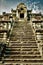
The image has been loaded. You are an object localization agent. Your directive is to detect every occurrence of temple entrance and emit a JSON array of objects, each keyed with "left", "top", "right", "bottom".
[
  {"left": 20, "top": 13, "right": 24, "bottom": 18},
  {"left": 16, "top": 3, "right": 27, "bottom": 21}
]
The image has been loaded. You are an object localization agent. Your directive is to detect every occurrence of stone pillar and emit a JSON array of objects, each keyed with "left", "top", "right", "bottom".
[
  {"left": 16, "top": 10, "right": 18, "bottom": 18},
  {"left": 8, "top": 23, "right": 11, "bottom": 30},
  {"left": 3, "top": 33, "right": 7, "bottom": 43},
  {"left": 4, "top": 23, "right": 7, "bottom": 30},
  {"left": 24, "top": 11, "right": 27, "bottom": 18}
]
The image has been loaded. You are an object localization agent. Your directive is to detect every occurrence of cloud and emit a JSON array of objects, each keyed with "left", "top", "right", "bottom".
[
  {"left": 0, "top": 0, "right": 43, "bottom": 14},
  {"left": 26, "top": 1, "right": 43, "bottom": 14}
]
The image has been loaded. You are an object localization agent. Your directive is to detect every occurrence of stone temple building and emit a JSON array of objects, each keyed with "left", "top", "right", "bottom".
[{"left": 0, "top": 3, "right": 43, "bottom": 65}]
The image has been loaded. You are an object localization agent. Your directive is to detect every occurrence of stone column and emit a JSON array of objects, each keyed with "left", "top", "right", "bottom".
[
  {"left": 16, "top": 10, "right": 18, "bottom": 18},
  {"left": 8, "top": 23, "right": 11, "bottom": 30},
  {"left": 24, "top": 11, "right": 27, "bottom": 18},
  {"left": 3, "top": 33, "right": 7, "bottom": 44}
]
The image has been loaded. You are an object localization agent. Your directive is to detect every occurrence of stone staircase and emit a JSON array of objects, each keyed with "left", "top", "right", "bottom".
[{"left": 1, "top": 21, "right": 43, "bottom": 65}]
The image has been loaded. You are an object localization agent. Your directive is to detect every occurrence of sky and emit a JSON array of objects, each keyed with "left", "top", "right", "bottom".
[{"left": 0, "top": 0, "right": 43, "bottom": 14}]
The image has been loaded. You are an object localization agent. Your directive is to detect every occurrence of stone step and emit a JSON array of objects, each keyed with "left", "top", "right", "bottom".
[
  {"left": 10, "top": 37, "right": 35, "bottom": 40},
  {"left": 6, "top": 48, "right": 39, "bottom": 51},
  {"left": 10, "top": 43, "right": 37, "bottom": 46},
  {"left": 12, "top": 30, "right": 33, "bottom": 32},
  {"left": 11, "top": 31, "right": 35, "bottom": 37},
  {"left": 13, "top": 29, "right": 33, "bottom": 31},
  {"left": 13, "top": 25, "right": 32, "bottom": 28},
  {"left": 10, "top": 40, "right": 37, "bottom": 46},
  {"left": 3, "top": 63, "right": 43, "bottom": 65},
  {"left": 7, "top": 46, "right": 38, "bottom": 48},
  {"left": 13, "top": 24, "right": 32, "bottom": 27},
  {"left": 10, "top": 35, "right": 35, "bottom": 38},
  {"left": 9, "top": 41, "right": 37, "bottom": 43},
  {"left": 3, "top": 58, "right": 43, "bottom": 61},
  {"left": 5, "top": 51, "right": 40, "bottom": 56},
  {"left": 6, "top": 47, "right": 38, "bottom": 51},
  {"left": 12, "top": 31, "right": 34, "bottom": 35},
  {"left": 6, "top": 46, "right": 38, "bottom": 49},
  {"left": 5, "top": 48, "right": 32, "bottom": 51},
  {"left": 10, "top": 42, "right": 37, "bottom": 44},
  {"left": 10, "top": 44, "right": 37, "bottom": 47},
  {"left": 9, "top": 38, "right": 36, "bottom": 41},
  {"left": 5, "top": 50, "right": 40, "bottom": 53},
  {"left": 3, "top": 60, "right": 42, "bottom": 65},
  {"left": 3, "top": 58, "right": 42, "bottom": 60},
  {"left": 5, "top": 51, "right": 39, "bottom": 55},
  {"left": 4, "top": 55, "right": 41, "bottom": 59},
  {"left": 3, "top": 59, "right": 43, "bottom": 64},
  {"left": 5, "top": 51, "right": 40, "bottom": 55}
]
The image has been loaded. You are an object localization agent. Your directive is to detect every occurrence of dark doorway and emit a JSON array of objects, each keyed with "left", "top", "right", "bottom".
[{"left": 20, "top": 13, "right": 24, "bottom": 18}]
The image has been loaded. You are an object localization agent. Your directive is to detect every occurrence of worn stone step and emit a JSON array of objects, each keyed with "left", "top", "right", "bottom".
[
  {"left": 6, "top": 46, "right": 38, "bottom": 49},
  {"left": 8, "top": 46, "right": 38, "bottom": 48},
  {"left": 3, "top": 58, "right": 42, "bottom": 61},
  {"left": 10, "top": 44, "right": 37, "bottom": 47},
  {"left": 3, "top": 59, "right": 43, "bottom": 64},
  {"left": 4, "top": 55, "right": 41, "bottom": 59},
  {"left": 5, "top": 49, "right": 40, "bottom": 53},
  {"left": 4, "top": 51, "right": 40, "bottom": 56},
  {"left": 11, "top": 36, "right": 35, "bottom": 41},
  {"left": 4, "top": 52, "right": 40, "bottom": 56},
  {"left": 3, "top": 63, "right": 43, "bottom": 65},
  {"left": 10, "top": 42, "right": 37, "bottom": 44},
  {"left": 6, "top": 48, "right": 32, "bottom": 51},
  {"left": 10, "top": 36, "right": 35, "bottom": 41},
  {"left": 6, "top": 48, "right": 39, "bottom": 52},
  {"left": 10, "top": 39, "right": 36, "bottom": 41},
  {"left": 9, "top": 40, "right": 37, "bottom": 43},
  {"left": 11, "top": 36, "right": 35, "bottom": 39}
]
